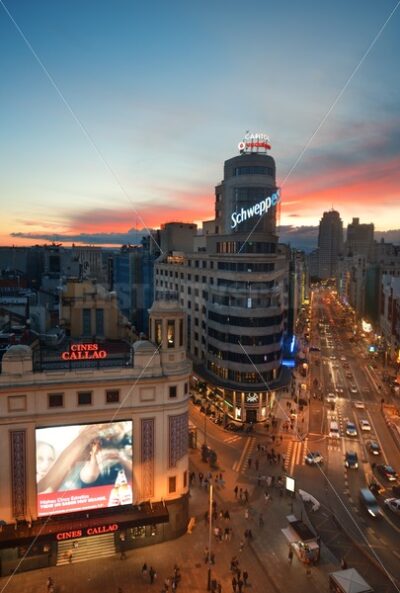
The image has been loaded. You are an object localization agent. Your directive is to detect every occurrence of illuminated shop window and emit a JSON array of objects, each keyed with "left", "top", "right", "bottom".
[
  {"left": 131, "top": 526, "right": 146, "bottom": 539},
  {"left": 155, "top": 320, "right": 162, "bottom": 346},
  {"left": 167, "top": 320, "right": 175, "bottom": 348}
]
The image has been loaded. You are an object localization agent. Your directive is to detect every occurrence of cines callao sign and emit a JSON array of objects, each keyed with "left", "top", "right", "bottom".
[{"left": 231, "top": 189, "right": 280, "bottom": 229}]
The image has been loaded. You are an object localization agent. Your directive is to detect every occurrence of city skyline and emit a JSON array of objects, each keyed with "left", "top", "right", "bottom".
[{"left": 1, "top": 1, "right": 400, "bottom": 246}]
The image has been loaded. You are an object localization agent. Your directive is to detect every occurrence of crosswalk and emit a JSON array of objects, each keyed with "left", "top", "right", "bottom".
[
  {"left": 285, "top": 439, "right": 308, "bottom": 475},
  {"left": 232, "top": 436, "right": 256, "bottom": 473}
]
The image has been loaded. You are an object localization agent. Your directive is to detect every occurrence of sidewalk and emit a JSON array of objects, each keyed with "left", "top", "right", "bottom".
[{"left": 0, "top": 440, "right": 338, "bottom": 593}]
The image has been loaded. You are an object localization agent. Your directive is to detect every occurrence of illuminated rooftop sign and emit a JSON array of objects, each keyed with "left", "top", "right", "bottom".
[
  {"left": 238, "top": 132, "right": 271, "bottom": 154},
  {"left": 61, "top": 343, "right": 107, "bottom": 361},
  {"left": 231, "top": 189, "right": 280, "bottom": 229}
]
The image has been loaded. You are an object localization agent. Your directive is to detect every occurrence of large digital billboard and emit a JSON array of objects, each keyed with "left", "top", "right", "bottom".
[{"left": 36, "top": 421, "right": 133, "bottom": 517}]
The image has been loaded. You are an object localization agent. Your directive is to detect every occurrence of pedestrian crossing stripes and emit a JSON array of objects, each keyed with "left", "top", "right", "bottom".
[
  {"left": 232, "top": 436, "right": 256, "bottom": 473},
  {"left": 223, "top": 435, "right": 242, "bottom": 444}
]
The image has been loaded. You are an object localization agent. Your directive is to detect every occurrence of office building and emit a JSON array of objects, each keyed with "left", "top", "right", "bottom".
[
  {"left": 317, "top": 210, "right": 343, "bottom": 280},
  {"left": 155, "top": 135, "right": 290, "bottom": 424}
]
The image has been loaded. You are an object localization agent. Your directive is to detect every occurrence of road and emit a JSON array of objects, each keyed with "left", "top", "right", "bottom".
[{"left": 297, "top": 288, "right": 400, "bottom": 588}]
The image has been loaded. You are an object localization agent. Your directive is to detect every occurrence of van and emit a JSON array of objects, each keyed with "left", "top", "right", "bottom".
[
  {"left": 329, "top": 421, "right": 340, "bottom": 439},
  {"left": 359, "top": 488, "right": 381, "bottom": 518}
]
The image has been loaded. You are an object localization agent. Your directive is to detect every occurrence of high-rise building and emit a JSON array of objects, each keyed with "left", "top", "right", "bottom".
[
  {"left": 317, "top": 210, "right": 343, "bottom": 280},
  {"left": 155, "top": 134, "right": 290, "bottom": 424},
  {"left": 346, "top": 217, "right": 374, "bottom": 260}
]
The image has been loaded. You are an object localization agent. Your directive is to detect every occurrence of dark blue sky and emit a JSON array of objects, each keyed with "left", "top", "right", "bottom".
[{"left": 1, "top": 0, "right": 399, "bottom": 244}]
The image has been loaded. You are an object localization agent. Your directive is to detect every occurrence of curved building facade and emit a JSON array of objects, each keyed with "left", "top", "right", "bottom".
[{"left": 155, "top": 139, "right": 289, "bottom": 423}]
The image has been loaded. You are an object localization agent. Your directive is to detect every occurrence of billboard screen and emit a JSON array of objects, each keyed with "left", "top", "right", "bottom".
[{"left": 36, "top": 421, "right": 133, "bottom": 517}]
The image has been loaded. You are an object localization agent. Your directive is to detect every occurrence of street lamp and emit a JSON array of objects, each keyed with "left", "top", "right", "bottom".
[{"left": 207, "top": 484, "right": 213, "bottom": 591}]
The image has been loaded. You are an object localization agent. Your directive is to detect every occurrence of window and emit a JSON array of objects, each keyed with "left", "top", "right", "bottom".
[
  {"left": 78, "top": 391, "right": 92, "bottom": 405},
  {"left": 82, "top": 309, "right": 91, "bottom": 336},
  {"left": 169, "top": 385, "right": 177, "bottom": 398},
  {"left": 106, "top": 390, "right": 120, "bottom": 404},
  {"left": 167, "top": 320, "right": 175, "bottom": 348},
  {"left": 179, "top": 319, "right": 183, "bottom": 346},
  {"left": 155, "top": 319, "right": 162, "bottom": 346},
  {"left": 7, "top": 395, "right": 27, "bottom": 412},
  {"left": 96, "top": 308, "right": 104, "bottom": 336},
  {"left": 169, "top": 476, "right": 176, "bottom": 493},
  {"left": 48, "top": 393, "right": 64, "bottom": 408}
]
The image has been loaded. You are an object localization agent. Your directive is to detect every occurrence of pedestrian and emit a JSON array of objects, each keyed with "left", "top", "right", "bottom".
[
  {"left": 244, "top": 489, "right": 249, "bottom": 503},
  {"left": 142, "top": 562, "right": 148, "bottom": 577},
  {"left": 237, "top": 578, "right": 244, "bottom": 593},
  {"left": 244, "top": 508, "right": 249, "bottom": 520},
  {"left": 288, "top": 547, "right": 293, "bottom": 563},
  {"left": 259, "top": 513, "right": 264, "bottom": 528},
  {"left": 217, "top": 582, "right": 222, "bottom": 593},
  {"left": 149, "top": 566, "right": 156, "bottom": 584},
  {"left": 210, "top": 552, "right": 215, "bottom": 564},
  {"left": 243, "top": 570, "right": 248, "bottom": 586},
  {"left": 234, "top": 485, "right": 238, "bottom": 498},
  {"left": 239, "top": 540, "right": 244, "bottom": 552},
  {"left": 264, "top": 492, "right": 270, "bottom": 504},
  {"left": 248, "top": 458, "right": 252, "bottom": 469},
  {"left": 232, "top": 576, "right": 237, "bottom": 592},
  {"left": 204, "top": 546, "right": 209, "bottom": 563},
  {"left": 257, "top": 473, "right": 261, "bottom": 486},
  {"left": 67, "top": 549, "right": 73, "bottom": 563},
  {"left": 46, "top": 577, "right": 54, "bottom": 592}
]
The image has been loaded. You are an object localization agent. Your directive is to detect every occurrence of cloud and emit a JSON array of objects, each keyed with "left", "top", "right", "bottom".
[{"left": 10, "top": 229, "right": 149, "bottom": 246}]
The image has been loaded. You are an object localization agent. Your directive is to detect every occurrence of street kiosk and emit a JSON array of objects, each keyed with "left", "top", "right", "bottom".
[{"left": 329, "top": 568, "right": 373, "bottom": 593}]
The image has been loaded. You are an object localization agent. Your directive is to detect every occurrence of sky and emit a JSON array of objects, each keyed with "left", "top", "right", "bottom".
[{"left": 1, "top": 0, "right": 400, "bottom": 247}]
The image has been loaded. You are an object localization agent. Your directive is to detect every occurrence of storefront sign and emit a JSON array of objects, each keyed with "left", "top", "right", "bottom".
[
  {"left": 231, "top": 190, "right": 280, "bottom": 229},
  {"left": 245, "top": 393, "right": 259, "bottom": 404},
  {"left": 56, "top": 523, "right": 119, "bottom": 541},
  {"left": 61, "top": 343, "right": 107, "bottom": 361},
  {"left": 238, "top": 132, "right": 271, "bottom": 153}
]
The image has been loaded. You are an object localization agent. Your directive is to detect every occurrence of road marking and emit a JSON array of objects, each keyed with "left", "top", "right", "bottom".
[{"left": 233, "top": 436, "right": 254, "bottom": 473}]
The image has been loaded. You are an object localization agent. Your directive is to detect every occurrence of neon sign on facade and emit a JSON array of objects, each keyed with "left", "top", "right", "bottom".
[{"left": 231, "top": 189, "right": 280, "bottom": 229}]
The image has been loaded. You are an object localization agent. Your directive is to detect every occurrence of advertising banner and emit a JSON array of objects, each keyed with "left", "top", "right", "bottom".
[{"left": 36, "top": 421, "right": 133, "bottom": 517}]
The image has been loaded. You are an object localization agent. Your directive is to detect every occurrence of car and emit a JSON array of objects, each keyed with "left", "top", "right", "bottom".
[
  {"left": 354, "top": 400, "right": 365, "bottom": 409},
  {"left": 346, "top": 422, "right": 358, "bottom": 437},
  {"left": 360, "top": 488, "right": 382, "bottom": 518},
  {"left": 336, "top": 386, "right": 344, "bottom": 394},
  {"left": 366, "top": 441, "right": 381, "bottom": 455},
  {"left": 350, "top": 386, "right": 358, "bottom": 394},
  {"left": 326, "top": 393, "right": 336, "bottom": 403},
  {"left": 340, "top": 356, "right": 347, "bottom": 361},
  {"left": 360, "top": 419, "right": 371, "bottom": 432},
  {"left": 384, "top": 498, "right": 400, "bottom": 515},
  {"left": 305, "top": 451, "right": 324, "bottom": 465},
  {"left": 377, "top": 464, "right": 397, "bottom": 482},
  {"left": 345, "top": 451, "right": 359, "bottom": 469}
]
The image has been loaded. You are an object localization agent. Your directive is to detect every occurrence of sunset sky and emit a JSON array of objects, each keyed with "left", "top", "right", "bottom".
[{"left": 1, "top": 0, "right": 400, "bottom": 246}]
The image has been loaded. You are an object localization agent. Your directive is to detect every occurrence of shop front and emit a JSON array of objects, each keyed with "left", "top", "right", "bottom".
[{"left": 0, "top": 502, "right": 170, "bottom": 575}]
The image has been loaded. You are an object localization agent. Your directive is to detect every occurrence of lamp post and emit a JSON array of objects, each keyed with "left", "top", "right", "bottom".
[{"left": 207, "top": 484, "right": 213, "bottom": 591}]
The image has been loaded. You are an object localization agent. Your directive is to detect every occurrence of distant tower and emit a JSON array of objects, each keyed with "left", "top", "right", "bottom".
[
  {"left": 318, "top": 210, "right": 343, "bottom": 279},
  {"left": 346, "top": 217, "right": 374, "bottom": 260}
]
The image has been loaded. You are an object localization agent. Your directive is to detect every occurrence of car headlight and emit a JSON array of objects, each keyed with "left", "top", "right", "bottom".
[{"left": 355, "top": 463, "right": 358, "bottom": 469}]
